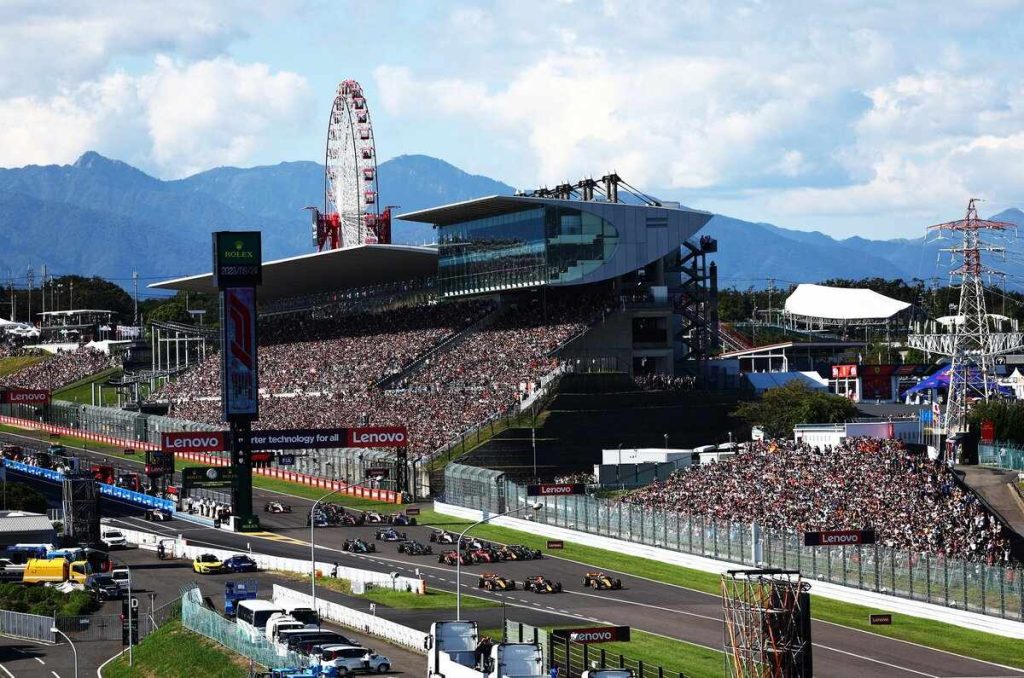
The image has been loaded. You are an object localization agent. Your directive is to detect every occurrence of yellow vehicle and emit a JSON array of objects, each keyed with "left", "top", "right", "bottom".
[
  {"left": 22, "top": 558, "right": 90, "bottom": 585},
  {"left": 193, "top": 553, "right": 224, "bottom": 574}
]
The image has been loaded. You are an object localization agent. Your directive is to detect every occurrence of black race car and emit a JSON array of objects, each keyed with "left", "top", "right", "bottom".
[
  {"left": 477, "top": 573, "right": 516, "bottom": 591},
  {"left": 438, "top": 550, "right": 472, "bottom": 566},
  {"left": 397, "top": 540, "right": 433, "bottom": 556},
  {"left": 342, "top": 538, "right": 376, "bottom": 553},
  {"left": 375, "top": 528, "right": 407, "bottom": 542},
  {"left": 521, "top": 575, "right": 562, "bottom": 593},
  {"left": 497, "top": 544, "right": 542, "bottom": 561},
  {"left": 583, "top": 572, "right": 623, "bottom": 590}
]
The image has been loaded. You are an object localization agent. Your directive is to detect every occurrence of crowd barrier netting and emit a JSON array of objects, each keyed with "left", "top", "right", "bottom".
[{"left": 443, "top": 463, "right": 1024, "bottom": 621}]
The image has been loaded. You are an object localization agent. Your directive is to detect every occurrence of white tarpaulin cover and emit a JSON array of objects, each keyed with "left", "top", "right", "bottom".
[
  {"left": 745, "top": 371, "right": 828, "bottom": 393},
  {"left": 784, "top": 284, "right": 910, "bottom": 320}
]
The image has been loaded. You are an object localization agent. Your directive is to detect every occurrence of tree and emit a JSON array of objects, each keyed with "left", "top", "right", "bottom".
[
  {"left": 3, "top": 482, "right": 48, "bottom": 513},
  {"left": 732, "top": 380, "right": 858, "bottom": 439},
  {"left": 969, "top": 400, "right": 1024, "bottom": 444}
]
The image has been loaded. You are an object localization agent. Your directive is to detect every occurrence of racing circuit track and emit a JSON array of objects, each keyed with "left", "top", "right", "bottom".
[{"left": 3, "top": 430, "right": 1023, "bottom": 678}]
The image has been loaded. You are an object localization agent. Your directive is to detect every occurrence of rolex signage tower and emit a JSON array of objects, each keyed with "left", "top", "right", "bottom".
[{"left": 213, "top": 231, "right": 262, "bottom": 532}]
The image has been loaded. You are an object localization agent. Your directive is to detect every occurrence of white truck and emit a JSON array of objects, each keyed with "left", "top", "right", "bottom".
[{"left": 426, "top": 621, "right": 546, "bottom": 678}]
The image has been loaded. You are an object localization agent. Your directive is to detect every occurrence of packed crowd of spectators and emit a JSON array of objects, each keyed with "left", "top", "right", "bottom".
[
  {"left": 633, "top": 373, "right": 696, "bottom": 391},
  {"left": 622, "top": 437, "right": 1015, "bottom": 565},
  {"left": 161, "top": 291, "right": 613, "bottom": 457},
  {"left": 553, "top": 471, "right": 596, "bottom": 485},
  {"left": 0, "top": 347, "right": 111, "bottom": 391}
]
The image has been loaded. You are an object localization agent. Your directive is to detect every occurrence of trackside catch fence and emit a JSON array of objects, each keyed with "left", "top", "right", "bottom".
[
  {"left": 449, "top": 464, "right": 1024, "bottom": 622},
  {"left": 0, "top": 609, "right": 55, "bottom": 643}
]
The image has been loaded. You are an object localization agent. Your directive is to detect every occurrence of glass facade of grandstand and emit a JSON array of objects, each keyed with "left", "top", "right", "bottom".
[
  {"left": 445, "top": 464, "right": 1024, "bottom": 621},
  {"left": 438, "top": 206, "right": 619, "bottom": 297}
]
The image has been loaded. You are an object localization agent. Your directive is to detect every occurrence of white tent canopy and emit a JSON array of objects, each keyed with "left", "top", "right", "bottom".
[{"left": 784, "top": 284, "right": 910, "bottom": 321}]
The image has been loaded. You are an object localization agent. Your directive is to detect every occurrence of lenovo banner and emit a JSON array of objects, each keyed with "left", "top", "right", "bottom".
[
  {"left": 869, "top": 614, "right": 892, "bottom": 625},
  {"left": 527, "top": 483, "right": 585, "bottom": 497},
  {"left": 161, "top": 431, "right": 228, "bottom": 454},
  {"left": 553, "top": 626, "right": 630, "bottom": 644},
  {"left": 347, "top": 426, "right": 408, "bottom": 448},
  {"left": 803, "top": 529, "right": 876, "bottom": 547},
  {"left": 2, "top": 389, "right": 50, "bottom": 406}
]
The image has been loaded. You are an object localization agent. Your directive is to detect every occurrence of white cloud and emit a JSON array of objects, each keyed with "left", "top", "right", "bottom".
[{"left": 0, "top": 56, "right": 311, "bottom": 177}]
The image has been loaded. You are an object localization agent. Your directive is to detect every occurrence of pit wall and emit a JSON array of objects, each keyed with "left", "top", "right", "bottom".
[
  {"left": 433, "top": 502, "right": 1024, "bottom": 640},
  {"left": 0, "top": 413, "right": 401, "bottom": 503}
]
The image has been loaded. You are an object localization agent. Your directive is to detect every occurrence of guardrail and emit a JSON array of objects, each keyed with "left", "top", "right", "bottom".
[
  {"left": 272, "top": 585, "right": 428, "bottom": 655},
  {"left": 114, "top": 526, "right": 426, "bottom": 593}
]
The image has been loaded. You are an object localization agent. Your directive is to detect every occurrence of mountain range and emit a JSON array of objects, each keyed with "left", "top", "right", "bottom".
[{"left": 0, "top": 151, "right": 1021, "bottom": 290}]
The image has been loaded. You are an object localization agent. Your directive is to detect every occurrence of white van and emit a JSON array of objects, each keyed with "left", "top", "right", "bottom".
[
  {"left": 236, "top": 600, "right": 283, "bottom": 642},
  {"left": 266, "top": 613, "right": 306, "bottom": 643}
]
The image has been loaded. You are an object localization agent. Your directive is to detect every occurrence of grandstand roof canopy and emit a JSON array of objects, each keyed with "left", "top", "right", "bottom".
[
  {"left": 784, "top": 284, "right": 911, "bottom": 321},
  {"left": 149, "top": 244, "right": 437, "bottom": 302}
]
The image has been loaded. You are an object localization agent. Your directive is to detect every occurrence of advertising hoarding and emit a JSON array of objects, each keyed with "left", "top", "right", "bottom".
[{"left": 221, "top": 287, "right": 259, "bottom": 420}]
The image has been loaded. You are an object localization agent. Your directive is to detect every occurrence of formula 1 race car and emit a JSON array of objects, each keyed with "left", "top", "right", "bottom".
[
  {"left": 429, "top": 530, "right": 459, "bottom": 545},
  {"left": 477, "top": 573, "right": 516, "bottom": 591},
  {"left": 582, "top": 572, "right": 623, "bottom": 590},
  {"left": 438, "top": 550, "right": 472, "bottom": 566},
  {"left": 497, "top": 544, "right": 543, "bottom": 561},
  {"left": 145, "top": 508, "right": 172, "bottom": 522},
  {"left": 463, "top": 537, "right": 491, "bottom": 550},
  {"left": 468, "top": 547, "right": 502, "bottom": 564},
  {"left": 342, "top": 538, "right": 376, "bottom": 554},
  {"left": 363, "top": 511, "right": 388, "bottom": 524},
  {"left": 521, "top": 576, "right": 562, "bottom": 593},
  {"left": 340, "top": 511, "right": 365, "bottom": 526},
  {"left": 397, "top": 540, "right": 433, "bottom": 556},
  {"left": 374, "top": 528, "right": 407, "bottom": 542},
  {"left": 264, "top": 502, "right": 292, "bottom": 514},
  {"left": 388, "top": 512, "right": 418, "bottom": 526}
]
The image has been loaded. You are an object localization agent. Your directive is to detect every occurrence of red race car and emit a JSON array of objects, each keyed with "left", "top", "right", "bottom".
[{"left": 438, "top": 550, "right": 472, "bottom": 566}]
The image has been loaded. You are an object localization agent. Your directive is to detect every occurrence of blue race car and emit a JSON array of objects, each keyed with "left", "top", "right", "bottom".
[{"left": 222, "top": 555, "right": 258, "bottom": 573}]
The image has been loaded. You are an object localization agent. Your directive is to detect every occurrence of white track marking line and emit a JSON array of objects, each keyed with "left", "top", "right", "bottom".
[
  {"left": 51, "top": 671, "right": 61, "bottom": 678},
  {"left": 0, "top": 663, "right": 13, "bottom": 678},
  {"left": 33, "top": 658, "right": 43, "bottom": 665}
]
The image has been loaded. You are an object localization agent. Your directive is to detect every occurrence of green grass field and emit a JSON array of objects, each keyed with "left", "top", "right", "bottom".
[
  {"left": 104, "top": 620, "right": 250, "bottom": 678},
  {"left": 485, "top": 626, "right": 726, "bottom": 678},
  {"left": 0, "top": 355, "right": 47, "bottom": 377},
  {"left": 53, "top": 366, "right": 122, "bottom": 405},
  {"left": 417, "top": 509, "right": 1024, "bottom": 669},
  {"left": 272, "top": 570, "right": 497, "bottom": 609}
]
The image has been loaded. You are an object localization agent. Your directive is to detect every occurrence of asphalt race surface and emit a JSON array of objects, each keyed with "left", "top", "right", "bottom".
[{"left": 4, "top": 429, "right": 1024, "bottom": 677}]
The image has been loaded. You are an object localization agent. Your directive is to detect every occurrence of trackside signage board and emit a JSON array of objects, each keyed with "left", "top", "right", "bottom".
[
  {"left": 212, "top": 231, "right": 262, "bottom": 288},
  {"left": 221, "top": 287, "right": 259, "bottom": 420},
  {"left": 553, "top": 626, "right": 630, "bottom": 644},
  {"left": 1, "top": 389, "right": 50, "bottom": 406},
  {"left": 547, "top": 540, "right": 564, "bottom": 549},
  {"left": 183, "top": 466, "right": 237, "bottom": 489},
  {"left": 244, "top": 426, "right": 409, "bottom": 450},
  {"left": 803, "top": 529, "right": 876, "bottom": 547},
  {"left": 869, "top": 614, "right": 892, "bottom": 625},
  {"left": 527, "top": 483, "right": 585, "bottom": 497},
  {"left": 161, "top": 431, "right": 228, "bottom": 454}
]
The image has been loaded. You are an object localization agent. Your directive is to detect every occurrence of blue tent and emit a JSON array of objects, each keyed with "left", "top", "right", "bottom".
[{"left": 901, "top": 365, "right": 1010, "bottom": 398}]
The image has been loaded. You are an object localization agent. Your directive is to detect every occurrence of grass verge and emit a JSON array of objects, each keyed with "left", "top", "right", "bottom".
[
  {"left": 54, "top": 367, "right": 122, "bottom": 405},
  {"left": 272, "top": 570, "right": 496, "bottom": 609},
  {"left": 0, "top": 355, "right": 47, "bottom": 377},
  {"left": 483, "top": 626, "right": 725, "bottom": 678},
  {"left": 103, "top": 619, "right": 250, "bottom": 678},
  {"left": 417, "top": 509, "right": 1024, "bottom": 669}
]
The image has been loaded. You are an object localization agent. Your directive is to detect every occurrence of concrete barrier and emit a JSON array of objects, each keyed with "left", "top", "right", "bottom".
[
  {"left": 434, "top": 501, "right": 1024, "bottom": 640},
  {"left": 272, "top": 584, "right": 427, "bottom": 655}
]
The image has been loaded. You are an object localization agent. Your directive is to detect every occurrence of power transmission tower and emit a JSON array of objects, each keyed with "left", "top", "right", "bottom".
[{"left": 931, "top": 199, "right": 1014, "bottom": 438}]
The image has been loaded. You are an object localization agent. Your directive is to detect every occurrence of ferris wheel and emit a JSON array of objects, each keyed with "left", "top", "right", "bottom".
[{"left": 316, "top": 80, "right": 389, "bottom": 250}]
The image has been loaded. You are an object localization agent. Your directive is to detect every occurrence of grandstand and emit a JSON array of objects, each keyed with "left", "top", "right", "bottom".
[{"left": 144, "top": 188, "right": 722, "bottom": 487}]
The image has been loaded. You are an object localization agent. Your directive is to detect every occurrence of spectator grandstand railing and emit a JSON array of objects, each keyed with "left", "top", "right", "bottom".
[
  {"left": 445, "top": 463, "right": 1024, "bottom": 621},
  {"left": 980, "top": 442, "right": 1024, "bottom": 473},
  {"left": 259, "top": 276, "right": 436, "bottom": 317}
]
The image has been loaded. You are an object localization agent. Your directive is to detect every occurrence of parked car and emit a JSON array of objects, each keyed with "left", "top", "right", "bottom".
[
  {"left": 100, "top": 529, "right": 128, "bottom": 549},
  {"left": 222, "top": 555, "right": 259, "bottom": 573},
  {"left": 315, "top": 644, "right": 391, "bottom": 674},
  {"left": 192, "top": 553, "right": 224, "bottom": 574},
  {"left": 85, "top": 574, "right": 123, "bottom": 601}
]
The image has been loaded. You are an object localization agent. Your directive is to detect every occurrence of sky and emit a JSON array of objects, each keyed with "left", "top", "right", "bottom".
[{"left": 2, "top": 0, "right": 1024, "bottom": 239}]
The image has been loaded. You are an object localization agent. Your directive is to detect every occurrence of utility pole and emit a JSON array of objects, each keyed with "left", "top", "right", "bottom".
[
  {"left": 767, "top": 277, "right": 775, "bottom": 326},
  {"left": 7, "top": 275, "right": 13, "bottom": 322},
  {"left": 26, "top": 267, "right": 33, "bottom": 325},
  {"left": 69, "top": 280, "right": 74, "bottom": 310},
  {"left": 132, "top": 271, "right": 139, "bottom": 326},
  {"left": 40, "top": 264, "right": 46, "bottom": 315}
]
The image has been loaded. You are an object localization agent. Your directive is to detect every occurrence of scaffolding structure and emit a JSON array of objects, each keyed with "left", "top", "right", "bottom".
[
  {"left": 61, "top": 471, "right": 100, "bottom": 545},
  {"left": 721, "top": 569, "right": 812, "bottom": 678}
]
